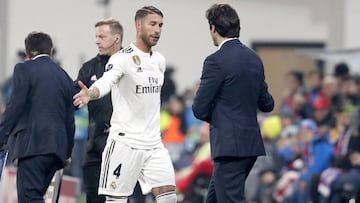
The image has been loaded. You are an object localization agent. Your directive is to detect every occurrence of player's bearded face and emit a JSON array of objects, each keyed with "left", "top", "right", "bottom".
[{"left": 139, "top": 14, "right": 163, "bottom": 47}]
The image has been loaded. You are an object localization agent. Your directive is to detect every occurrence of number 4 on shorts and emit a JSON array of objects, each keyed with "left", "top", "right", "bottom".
[{"left": 113, "top": 163, "right": 122, "bottom": 178}]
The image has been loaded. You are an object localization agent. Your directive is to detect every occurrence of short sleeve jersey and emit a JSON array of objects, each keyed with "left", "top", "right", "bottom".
[{"left": 92, "top": 43, "right": 166, "bottom": 149}]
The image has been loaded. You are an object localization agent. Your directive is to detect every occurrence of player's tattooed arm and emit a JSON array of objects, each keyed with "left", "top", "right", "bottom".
[{"left": 89, "top": 87, "right": 100, "bottom": 100}]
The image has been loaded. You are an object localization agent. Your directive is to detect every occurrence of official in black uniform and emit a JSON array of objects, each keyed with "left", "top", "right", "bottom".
[{"left": 75, "top": 18, "right": 123, "bottom": 203}]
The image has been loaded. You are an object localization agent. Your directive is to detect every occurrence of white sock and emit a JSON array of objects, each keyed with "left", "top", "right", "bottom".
[
  {"left": 156, "top": 191, "right": 177, "bottom": 203},
  {"left": 105, "top": 195, "right": 128, "bottom": 203}
]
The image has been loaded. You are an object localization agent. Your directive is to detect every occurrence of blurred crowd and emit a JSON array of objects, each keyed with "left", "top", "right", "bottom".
[
  {"left": 247, "top": 62, "right": 360, "bottom": 203},
  {"left": 1, "top": 50, "right": 360, "bottom": 203},
  {"left": 159, "top": 62, "right": 360, "bottom": 203}
]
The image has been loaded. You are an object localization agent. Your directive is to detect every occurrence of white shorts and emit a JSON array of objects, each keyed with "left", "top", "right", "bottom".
[{"left": 98, "top": 139, "right": 176, "bottom": 197}]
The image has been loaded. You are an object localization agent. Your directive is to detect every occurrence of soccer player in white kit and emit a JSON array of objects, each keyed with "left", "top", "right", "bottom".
[{"left": 73, "top": 6, "right": 177, "bottom": 203}]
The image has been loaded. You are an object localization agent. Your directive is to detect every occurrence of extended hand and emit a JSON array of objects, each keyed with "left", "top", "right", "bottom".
[{"left": 73, "top": 81, "right": 90, "bottom": 108}]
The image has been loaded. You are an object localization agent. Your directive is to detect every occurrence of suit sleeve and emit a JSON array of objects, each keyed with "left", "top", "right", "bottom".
[
  {"left": 0, "top": 63, "right": 30, "bottom": 143},
  {"left": 66, "top": 91, "right": 75, "bottom": 159},
  {"left": 192, "top": 57, "right": 224, "bottom": 122},
  {"left": 258, "top": 81, "right": 274, "bottom": 112}
]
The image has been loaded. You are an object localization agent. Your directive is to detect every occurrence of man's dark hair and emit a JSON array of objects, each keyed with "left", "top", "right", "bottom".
[
  {"left": 206, "top": 4, "right": 240, "bottom": 38},
  {"left": 25, "top": 31, "right": 53, "bottom": 58},
  {"left": 135, "top": 6, "right": 163, "bottom": 21}
]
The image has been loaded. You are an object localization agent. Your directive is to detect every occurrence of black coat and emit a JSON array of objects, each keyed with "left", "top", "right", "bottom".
[
  {"left": 0, "top": 56, "right": 75, "bottom": 162},
  {"left": 75, "top": 55, "right": 112, "bottom": 163},
  {"left": 193, "top": 39, "right": 274, "bottom": 159}
]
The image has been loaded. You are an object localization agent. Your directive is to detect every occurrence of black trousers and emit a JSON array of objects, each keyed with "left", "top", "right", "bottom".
[
  {"left": 206, "top": 156, "right": 257, "bottom": 203},
  {"left": 17, "top": 154, "right": 62, "bottom": 203},
  {"left": 83, "top": 161, "right": 106, "bottom": 203}
]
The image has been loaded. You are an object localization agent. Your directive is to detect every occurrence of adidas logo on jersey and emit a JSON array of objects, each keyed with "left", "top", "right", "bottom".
[
  {"left": 136, "top": 67, "right": 143, "bottom": 72},
  {"left": 122, "top": 46, "right": 133, "bottom": 54}
]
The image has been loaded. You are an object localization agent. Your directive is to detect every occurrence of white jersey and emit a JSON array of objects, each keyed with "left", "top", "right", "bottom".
[{"left": 92, "top": 43, "right": 166, "bottom": 149}]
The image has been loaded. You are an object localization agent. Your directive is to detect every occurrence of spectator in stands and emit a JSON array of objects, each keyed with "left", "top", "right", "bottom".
[
  {"left": 305, "top": 70, "right": 323, "bottom": 107},
  {"left": 161, "top": 95, "right": 187, "bottom": 168},
  {"left": 281, "top": 119, "right": 333, "bottom": 203},
  {"left": 322, "top": 75, "right": 343, "bottom": 112},
  {"left": 318, "top": 104, "right": 360, "bottom": 203},
  {"left": 281, "top": 70, "right": 306, "bottom": 117},
  {"left": 313, "top": 94, "right": 336, "bottom": 137},
  {"left": 290, "top": 93, "right": 314, "bottom": 119},
  {"left": 161, "top": 66, "right": 177, "bottom": 104},
  {"left": 340, "top": 75, "right": 360, "bottom": 106},
  {"left": 182, "top": 82, "right": 203, "bottom": 135}
]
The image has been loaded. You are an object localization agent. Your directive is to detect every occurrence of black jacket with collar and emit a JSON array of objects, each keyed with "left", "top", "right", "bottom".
[{"left": 75, "top": 54, "right": 112, "bottom": 164}]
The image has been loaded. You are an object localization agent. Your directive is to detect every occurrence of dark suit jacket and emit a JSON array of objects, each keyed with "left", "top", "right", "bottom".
[
  {"left": 0, "top": 56, "right": 75, "bottom": 163},
  {"left": 192, "top": 39, "right": 274, "bottom": 160}
]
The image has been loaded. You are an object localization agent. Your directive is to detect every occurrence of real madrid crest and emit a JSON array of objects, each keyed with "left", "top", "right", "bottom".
[
  {"left": 110, "top": 181, "right": 117, "bottom": 189},
  {"left": 132, "top": 55, "right": 141, "bottom": 66}
]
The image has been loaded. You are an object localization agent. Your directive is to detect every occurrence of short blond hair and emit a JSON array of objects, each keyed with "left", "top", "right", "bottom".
[{"left": 95, "top": 18, "right": 123, "bottom": 39}]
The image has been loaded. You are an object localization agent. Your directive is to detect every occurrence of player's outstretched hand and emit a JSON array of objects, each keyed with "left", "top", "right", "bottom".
[{"left": 73, "top": 81, "right": 90, "bottom": 108}]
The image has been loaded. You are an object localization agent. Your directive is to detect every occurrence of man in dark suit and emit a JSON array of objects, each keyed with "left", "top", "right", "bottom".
[
  {"left": 192, "top": 4, "right": 274, "bottom": 203},
  {"left": 0, "top": 31, "right": 75, "bottom": 203}
]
